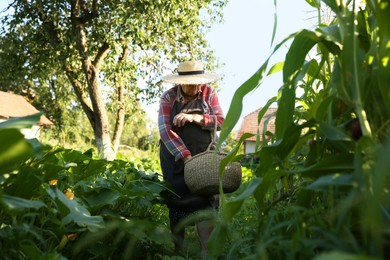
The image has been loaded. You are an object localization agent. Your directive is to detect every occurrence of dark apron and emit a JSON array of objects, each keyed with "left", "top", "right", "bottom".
[{"left": 160, "top": 97, "right": 214, "bottom": 220}]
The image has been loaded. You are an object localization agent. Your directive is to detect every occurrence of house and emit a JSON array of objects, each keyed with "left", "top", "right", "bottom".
[
  {"left": 0, "top": 91, "right": 53, "bottom": 139},
  {"left": 236, "top": 107, "right": 277, "bottom": 154}
]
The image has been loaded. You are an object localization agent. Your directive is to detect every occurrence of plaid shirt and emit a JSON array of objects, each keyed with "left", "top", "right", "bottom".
[{"left": 158, "top": 84, "right": 224, "bottom": 161}]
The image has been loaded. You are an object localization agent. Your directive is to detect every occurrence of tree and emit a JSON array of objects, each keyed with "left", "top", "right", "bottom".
[{"left": 0, "top": 0, "right": 226, "bottom": 159}]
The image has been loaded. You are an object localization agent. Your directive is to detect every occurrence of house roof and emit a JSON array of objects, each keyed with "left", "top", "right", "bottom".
[
  {"left": 236, "top": 107, "right": 277, "bottom": 142},
  {"left": 0, "top": 91, "right": 53, "bottom": 126}
]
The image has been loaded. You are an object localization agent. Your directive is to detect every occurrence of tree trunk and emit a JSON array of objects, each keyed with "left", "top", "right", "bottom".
[
  {"left": 71, "top": 2, "right": 115, "bottom": 160},
  {"left": 112, "top": 45, "right": 128, "bottom": 154},
  {"left": 88, "top": 64, "right": 115, "bottom": 160},
  {"left": 112, "top": 84, "right": 125, "bottom": 154}
]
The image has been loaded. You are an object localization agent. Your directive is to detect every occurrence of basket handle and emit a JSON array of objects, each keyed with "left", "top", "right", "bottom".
[{"left": 206, "top": 115, "right": 218, "bottom": 152}]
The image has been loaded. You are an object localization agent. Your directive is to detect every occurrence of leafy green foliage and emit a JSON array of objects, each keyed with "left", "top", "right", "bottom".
[{"left": 0, "top": 116, "right": 174, "bottom": 259}]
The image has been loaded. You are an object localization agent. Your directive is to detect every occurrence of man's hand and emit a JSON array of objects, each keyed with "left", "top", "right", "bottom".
[
  {"left": 183, "top": 155, "right": 192, "bottom": 162},
  {"left": 173, "top": 113, "right": 203, "bottom": 127}
]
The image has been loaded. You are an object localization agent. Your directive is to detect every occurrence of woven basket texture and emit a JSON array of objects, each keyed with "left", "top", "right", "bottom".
[{"left": 184, "top": 150, "right": 242, "bottom": 196}]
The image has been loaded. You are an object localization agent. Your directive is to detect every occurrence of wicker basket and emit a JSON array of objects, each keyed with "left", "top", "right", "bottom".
[
  {"left": 184, "top": 149, "right": 242, "bottom": 196},
  {"left": 184, "top": 115, "right": 242, "bottom": 196}
]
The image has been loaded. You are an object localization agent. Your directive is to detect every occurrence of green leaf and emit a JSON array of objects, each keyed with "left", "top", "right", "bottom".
[
  {"left": 277, "top": 29, "right": 342, "bottom": 138},
  {"left": 83, "top": 188, "right": 121, "bottom": 209},
  {"left": 220, "top": 132, "right": 254, "bottom": 174},
  {"left": 222, "top": 178, "right": 262, "bottom": 222},
  {"left": 52, "top": 188, "right": 104, "bottom": 232},
  {"left": 283, "top": 30, "right": 321, "bottom": 83},
  {"left": 0, "top": 113, "right": 41, "bottom": 130},
  {"left": 20, "top": 241, "right": 67, "bottom": 260},
  {"left": 0, "top": 128, "right": 33, "bottom": 174},
  {"left": 1, "top": 194, "right": 46, "bottom": 212},
  {"left": 275, "top": 83, "right": 295, "bottom": 138},
  {"left": 317, "top": 120, "right": 351, "bottom": 141},
  {"left": 58, "top": 148, "right": 93, "bottom": 163},
  {"left": 314, "top": 250, "right": 376, "bottom": 260},
  {"left": 306, "top": 174, "right": 356, "bottom": 191},
  {"left": 208, "top": 224, "right": 228, "bottom": 257},
  {"left": 295, "top": 153, "right": 355, "bottom": 178},
  {"left": 267, "top": 61, "right": 284, "bottom": 76},
  {"left": 257, "top": 122, "right": 304, "bottom": 174}
]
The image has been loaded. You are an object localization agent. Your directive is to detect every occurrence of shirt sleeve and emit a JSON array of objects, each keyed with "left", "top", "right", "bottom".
[
  {"left": 158, "top": 89, "right": 191, "bottom": 161},
  {"left": 202, "top": 87, "right": 224, "bottom": 130}
]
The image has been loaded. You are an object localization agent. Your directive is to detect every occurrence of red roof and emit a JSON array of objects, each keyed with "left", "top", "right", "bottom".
[
  {"left": 236, "top": 107, "right": 277, "bottom": 141},
  {"left": 0, "top": 91, "right": 53, "bottom": 126}
]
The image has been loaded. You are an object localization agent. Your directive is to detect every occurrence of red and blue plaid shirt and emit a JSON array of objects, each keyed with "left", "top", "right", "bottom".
[{"left": 158, "top": 84, "right": 224, "bottom": 161}]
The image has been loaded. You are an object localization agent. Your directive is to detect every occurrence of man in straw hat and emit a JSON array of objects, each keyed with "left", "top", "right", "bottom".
[{"left": 158, "top": 60, "right": 224, "bottom": 255}]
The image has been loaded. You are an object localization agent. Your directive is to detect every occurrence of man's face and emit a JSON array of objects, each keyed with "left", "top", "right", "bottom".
[{"left": 181, "top": 84, "right": 199, "bottom": 97}]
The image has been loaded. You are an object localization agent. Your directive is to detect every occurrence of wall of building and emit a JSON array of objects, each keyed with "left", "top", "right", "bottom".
[{"left": 245, "top": 141, "right": 256, "bottom": 154}]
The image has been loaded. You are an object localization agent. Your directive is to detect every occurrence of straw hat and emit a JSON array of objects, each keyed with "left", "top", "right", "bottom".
[{"left": 161, "top": 61, "right": 220, "bottom": 84}]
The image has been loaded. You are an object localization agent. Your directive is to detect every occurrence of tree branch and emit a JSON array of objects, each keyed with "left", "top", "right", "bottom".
[
  {"left": 77, "top": 0, "right": 99, "bottom": 24},
  {"left": 71, "top": 0, "right": 90, "bottom": 68},
  {"left": 64, "top": 65, "right": 95, "bottom": 126},
  {"left": 93, "top": 42, "right": 110, "bottom": 70},
  {"left": 112, "top": 44, "right": 129, "bottom": 151}
]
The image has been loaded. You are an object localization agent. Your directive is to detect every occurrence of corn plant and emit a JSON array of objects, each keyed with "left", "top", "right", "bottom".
[{"left": 213, "top": 0, "right": 390, "bottom": 259}]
